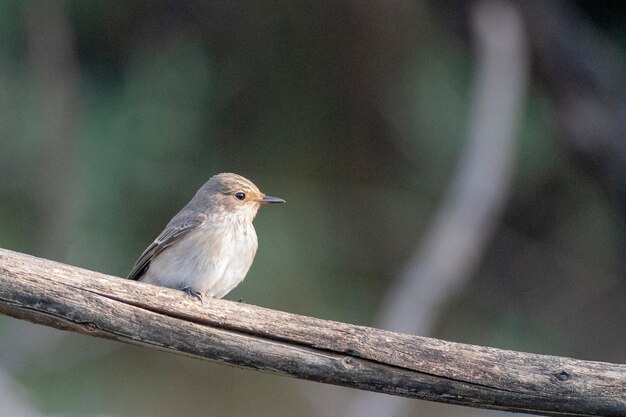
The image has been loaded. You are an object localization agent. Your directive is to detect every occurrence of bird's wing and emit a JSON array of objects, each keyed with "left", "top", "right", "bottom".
[{"left": 127, "top": 211, "right": 208, "bottom": 281}]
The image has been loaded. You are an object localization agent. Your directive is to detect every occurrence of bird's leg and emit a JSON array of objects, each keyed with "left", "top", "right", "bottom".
[{"left": 182, "top": 287, "right": 203, "bottom": 303}]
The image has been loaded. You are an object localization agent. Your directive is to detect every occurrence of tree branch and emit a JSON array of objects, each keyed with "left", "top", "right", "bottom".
[{"left": 0, "top": 247, "right": 623, "bottom": 417}]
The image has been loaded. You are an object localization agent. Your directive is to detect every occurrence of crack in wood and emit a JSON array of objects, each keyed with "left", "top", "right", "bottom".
[
  {"left": 0, "top": 247, "right": 624, "bottom": 417},
  {"left": 71, "top": 285, "right": 543, "bottom": 397}
]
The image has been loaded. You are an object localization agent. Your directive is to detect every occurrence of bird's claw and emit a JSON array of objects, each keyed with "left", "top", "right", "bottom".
[{"left": 182, "top": 287, "right": 203, "bottom": 303}]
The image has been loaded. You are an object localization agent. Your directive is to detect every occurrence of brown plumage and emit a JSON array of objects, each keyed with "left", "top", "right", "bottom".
[{"left": 128, "top": 173, "right": 285, "bottom": 299}]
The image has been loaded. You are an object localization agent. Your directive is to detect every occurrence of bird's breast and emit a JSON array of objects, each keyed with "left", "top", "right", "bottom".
[{"left": 146, "top": 219, "right": 258, "bottom": 298}]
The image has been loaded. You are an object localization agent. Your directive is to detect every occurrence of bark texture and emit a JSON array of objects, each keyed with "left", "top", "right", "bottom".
[{"left": 0, "top": 248, "right": 623, "bottom": 416}]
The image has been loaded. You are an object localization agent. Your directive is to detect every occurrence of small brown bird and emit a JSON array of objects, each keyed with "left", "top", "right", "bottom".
[{"left": 128, "top": 173, "right": 285, "bottom": 300}]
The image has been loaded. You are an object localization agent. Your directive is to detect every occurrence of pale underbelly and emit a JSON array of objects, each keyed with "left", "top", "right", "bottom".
[{"left": 141, "top": 226, "right": 258, "bottom": 298}]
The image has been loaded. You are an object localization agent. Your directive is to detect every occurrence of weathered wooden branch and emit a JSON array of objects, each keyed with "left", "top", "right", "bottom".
[{"left": 0, "top": 248, "right": 623, "bottom": 416}]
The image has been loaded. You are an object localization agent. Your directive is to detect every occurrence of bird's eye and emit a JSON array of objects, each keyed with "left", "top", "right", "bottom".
[{"left": 234, "top": 192, "right": 246, "bottom": 201}]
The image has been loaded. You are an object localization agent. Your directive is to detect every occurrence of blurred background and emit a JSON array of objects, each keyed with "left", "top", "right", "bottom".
[{"left": 0, "top": 0, "right": 625, "bottom": 416}]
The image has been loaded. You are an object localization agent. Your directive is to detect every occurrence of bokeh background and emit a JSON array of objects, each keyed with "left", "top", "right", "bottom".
[{"left": 0, "top": 0, "right": 625, "bottom": 416}]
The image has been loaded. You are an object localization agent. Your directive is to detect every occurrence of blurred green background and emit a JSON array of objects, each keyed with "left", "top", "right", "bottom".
[{"left": 0, "top": 1, "right": 625, "bottom": 416}]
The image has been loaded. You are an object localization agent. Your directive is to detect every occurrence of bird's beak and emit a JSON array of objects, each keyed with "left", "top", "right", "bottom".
[{"left": 258, "top": 195, "right": 286, "bottom": 204}]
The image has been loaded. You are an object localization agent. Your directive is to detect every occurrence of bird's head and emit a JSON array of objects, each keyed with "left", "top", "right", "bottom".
[{"left": 194, "top": 173, "right": 285, "bottom": 222}]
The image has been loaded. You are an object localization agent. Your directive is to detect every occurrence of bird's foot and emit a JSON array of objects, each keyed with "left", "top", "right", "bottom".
[
  {"left": 182, "top": 287, "right": 203, "bottom": 303},
  {"left": 238, "top": 298, "right": 246, "bottom": 304}
]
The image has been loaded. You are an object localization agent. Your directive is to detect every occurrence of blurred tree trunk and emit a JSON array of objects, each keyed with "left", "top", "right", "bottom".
[
  {"left": 518, "top": 0, "right": 626, "bottom": 271},
  {"left": 345, "top": 1, "right": 529, "bottom": 416},
  {"left": 24, "top": 0, "right": 80, "bottom": 261}
]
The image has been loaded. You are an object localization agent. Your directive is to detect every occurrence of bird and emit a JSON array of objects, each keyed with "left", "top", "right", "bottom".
[{"left": 127, "top": 173, "right": 285, "bottom": 300}]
